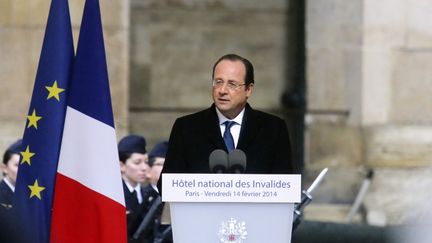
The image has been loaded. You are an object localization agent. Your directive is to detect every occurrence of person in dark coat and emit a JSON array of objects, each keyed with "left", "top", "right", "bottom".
[
  {"left": 144, "top": 141, "right": 172, "bottom": 243},
  {"left": 1, "top": 139, "right": 22, "bottom": 210},
  {"left": 159, "top": 54, "right": 294, "bottom": 188},
  {"left": 118, "top": 135, "right": 151, "bottom": 242},
  {"left": 0, "top": 139, "right": 29, "bottom": 242}
]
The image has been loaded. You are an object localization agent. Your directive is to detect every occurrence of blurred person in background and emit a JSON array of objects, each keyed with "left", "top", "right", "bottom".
[
  {"left": 0, "top": 139, "right": 22, "bottom": 209},
  {"left": 118, "top": 135, "right": 151, "bottom": 242},
  {"left": 0, "top": 139, "right": 28, "bottom": 242},
  {"left": 146, "top": 141, "right": 168, "bottom": 193},
  {"left": 137, "top": 141, "right": 171, "bottom": 243}
]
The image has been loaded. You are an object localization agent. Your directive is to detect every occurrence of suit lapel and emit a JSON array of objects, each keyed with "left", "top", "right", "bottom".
[
  {"left": 202, "top": 105, "right": 227, "bottom": 150},
  {"left": 237, "top": 104, "right": 260, "bottom": 150}
]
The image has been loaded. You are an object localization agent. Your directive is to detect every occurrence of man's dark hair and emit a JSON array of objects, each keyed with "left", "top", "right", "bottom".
[{"left": 212, "top": 54, "right": 255, "bottom": 86}]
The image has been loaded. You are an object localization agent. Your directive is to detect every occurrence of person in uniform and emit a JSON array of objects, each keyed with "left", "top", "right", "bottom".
[
  {"left": 0, "top": 139, "right": 21, "bottom": 210},
  {"left": 118, "top": 135, "right": 151, "bottom": 242}
]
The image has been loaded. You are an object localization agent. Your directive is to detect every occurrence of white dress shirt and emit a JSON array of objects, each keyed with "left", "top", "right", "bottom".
[{"left": 215, "top": 107, "right": 245, "bottom": 148}]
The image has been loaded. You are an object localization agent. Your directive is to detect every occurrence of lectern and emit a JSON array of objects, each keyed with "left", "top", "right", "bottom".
[{"left": 162, "top": 173, "right": 301, "bottom": 243}]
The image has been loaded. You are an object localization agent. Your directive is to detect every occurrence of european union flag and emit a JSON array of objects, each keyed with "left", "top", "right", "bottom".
[{"left": 14, "top": 0, "right": 74, "bottom": 242}]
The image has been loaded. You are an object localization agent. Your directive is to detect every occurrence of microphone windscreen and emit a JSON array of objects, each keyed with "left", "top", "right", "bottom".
[
  {"left": 209, "top": 149, "right": 228, "bottom": 173},
  {"left": 228, "top": 149, "right": 247, "bottom": 173}
]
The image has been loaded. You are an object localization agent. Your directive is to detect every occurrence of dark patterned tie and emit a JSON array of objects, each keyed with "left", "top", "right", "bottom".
[
  {"left": 223, "top": 121, "right": 236, "bottom": 152},
  {"left": 130, "top": 189, "right": 139, "bottom": 212}
]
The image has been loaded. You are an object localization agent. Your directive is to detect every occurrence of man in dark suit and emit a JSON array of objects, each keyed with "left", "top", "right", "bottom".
[{"left": 160, "top": 54, "right": 293, "bottom": 182}]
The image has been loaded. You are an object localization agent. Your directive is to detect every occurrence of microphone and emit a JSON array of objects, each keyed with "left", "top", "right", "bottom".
[
  {"left": 228, "top": 149, "right": 247, "bottom": 173},
  {"left": 209, "top": 149, "right": 228, "bottom": 173}
]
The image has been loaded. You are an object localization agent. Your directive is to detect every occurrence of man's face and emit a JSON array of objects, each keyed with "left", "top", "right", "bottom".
[
  {"left": 146, "top": 157, "right": 164, "bottom": 185},
  {"left": 212, "top": 60, "right": 254, "bottom": 119},
  {"left": 2, "top": 154, "right": 19, "bottom": 186},
  {"left": 120, "top": 152, "right": 149, "bottom": 186}
]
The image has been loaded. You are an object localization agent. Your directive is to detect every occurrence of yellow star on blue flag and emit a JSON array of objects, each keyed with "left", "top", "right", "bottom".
[
  {"left": 28, "top": 179, "right": 46, "bottom": 200},
  {"left": 20, "top": 145, "right": 35, "bottom": 166},
  {"left": 27, "top": 109, "right": 42, "bottom": 129},
  {"left": 46, "top": 80, "right": 65, "bottom": 101}
]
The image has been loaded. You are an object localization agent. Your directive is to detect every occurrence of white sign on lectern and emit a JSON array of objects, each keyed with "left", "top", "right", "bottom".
[{"left": 162, "top": 173, "right": 301, "bottom": 243}]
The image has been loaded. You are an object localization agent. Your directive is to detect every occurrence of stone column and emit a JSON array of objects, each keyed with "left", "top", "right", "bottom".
[{"left": 306, "top": 0, "right": 432, "bottom": 224}]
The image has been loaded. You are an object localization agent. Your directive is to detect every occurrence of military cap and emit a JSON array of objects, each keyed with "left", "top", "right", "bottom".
[
  {"left": 7, "top": 139, "right": 23, "bottom": 154},
  {"left": 118, "top": 135, "right": 147, "bottom": 154},
  {"left": 149, "top": 141, "right": 168, "bottom": 159}
]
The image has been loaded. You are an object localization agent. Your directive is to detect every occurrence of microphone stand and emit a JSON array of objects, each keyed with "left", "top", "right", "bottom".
[
  {"left": 346, "top": 169, "right": 374, "bottom": 223},
  {"left": 293, "top": 168, "right": 328, "bottom": 230},
  {"left": 132, "top": 196, "right": 162, "bottom": 241},
  {"left": 153, "top": 225, "right": 172, "bottom": 243}
]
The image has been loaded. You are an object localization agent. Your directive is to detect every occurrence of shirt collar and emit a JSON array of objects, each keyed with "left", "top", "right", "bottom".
[
  {"left": 124, "top": 180, "right": 141, "bottom": 193},
  {"left": 215, "top": 107, "right": 245, "bottom": 125},
  {"left": 3, "top": 178, "right": 15, "bottom": 192},
  {"left": 151, "top": 184, "right": 159, "bottom": 193}
]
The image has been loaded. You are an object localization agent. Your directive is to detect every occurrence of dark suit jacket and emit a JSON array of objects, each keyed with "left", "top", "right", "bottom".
[
  {"left": 0, "top": 179, "right": 13, "bottom": 210},
  {"left": 160, "top": 103, "right": 293, "bottom": 181},
  {"left": 123, "top": 180, "right": 149, "bottom": 241}
]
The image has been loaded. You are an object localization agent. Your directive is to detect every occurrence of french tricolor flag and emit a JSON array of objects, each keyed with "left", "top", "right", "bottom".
[{"left": 50, "top": 0, "right": 127, "bottom": 242}]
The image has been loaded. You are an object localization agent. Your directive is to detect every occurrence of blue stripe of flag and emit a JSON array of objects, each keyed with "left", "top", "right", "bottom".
[{"left": 67, "top": 0, "right": 114, "bottom": 128}]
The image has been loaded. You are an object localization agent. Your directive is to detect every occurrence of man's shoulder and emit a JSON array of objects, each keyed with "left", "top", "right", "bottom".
[
  {"left": 175, "top": 106, "right": 214, "bottom": 123},
  {"left": 246, "top": 105, "right": 285, "bottom": 124}
]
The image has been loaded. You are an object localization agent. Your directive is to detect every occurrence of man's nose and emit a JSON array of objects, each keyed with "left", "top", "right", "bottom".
[{"left": 218, "top": 83, "right": 229, "bottom": 93}]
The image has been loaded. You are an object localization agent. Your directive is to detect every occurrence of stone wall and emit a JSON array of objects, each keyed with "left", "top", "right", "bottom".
[
  {"left": 0, "top": 0, "right": 129, "bottom": 152},
  {"left": 306, "top": 0, "right": 432, "bottom": 225},
  {"left": 129, "top": 0, "right": 298, "bottom": 147}
]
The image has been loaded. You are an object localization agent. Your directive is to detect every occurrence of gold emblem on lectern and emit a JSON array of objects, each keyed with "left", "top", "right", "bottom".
[{"left": 218, "top": 217, "right": 247, "bottom": 243}]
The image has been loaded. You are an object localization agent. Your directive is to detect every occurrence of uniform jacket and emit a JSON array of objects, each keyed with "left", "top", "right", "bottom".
[{"left": 0, "top": 179, "right": 13, "bottom": 210}]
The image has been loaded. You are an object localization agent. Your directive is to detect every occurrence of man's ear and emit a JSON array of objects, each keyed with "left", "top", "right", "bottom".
[{"left": 246, "top": 83, "right": 254, "bottom": 98}]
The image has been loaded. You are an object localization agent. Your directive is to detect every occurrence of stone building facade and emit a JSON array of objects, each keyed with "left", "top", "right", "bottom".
[
  {"left": 306, "top": 0, "right": 432, "bottom": 225},
  {"left": 1, "top": 0, "right": 431, "bottom": 226}
]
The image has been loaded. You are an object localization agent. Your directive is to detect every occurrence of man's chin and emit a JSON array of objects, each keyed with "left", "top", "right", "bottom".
[{"left": 215, "top": 103, "right": 231, "bottom": 111}]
